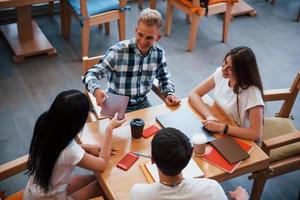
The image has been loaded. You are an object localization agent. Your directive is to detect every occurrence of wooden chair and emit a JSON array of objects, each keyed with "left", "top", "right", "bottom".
[
  {"left": 165, "top": 0, "right": 238, "bottom": 51},
  {"left": 60, "top": 0, "right": 128, "bottom": 57},
  {"left": 0, "top": 155, "right": 28, "bottom": 200},
  {"left": 0, "top": 114, "right": 98, "bottom": 200},
  {"left": 137, "top": 0, "right": 157, "bottom": 9},
  {"left": 249, "top": 72, "right": 300, "bottom": 200},
  {"left": 0, "top": 153, "right": 103, "bottom": 200},
  {"left": 82, "top": 56, "right": 165, "bottom": 120},
  {"left": 1, "top": 156, "right": 106, "bottom": 200}
]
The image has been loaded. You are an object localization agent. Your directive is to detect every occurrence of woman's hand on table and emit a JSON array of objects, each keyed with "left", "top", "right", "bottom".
[{"left": 202, "top": 120, "right": 224, "bottom": 133}]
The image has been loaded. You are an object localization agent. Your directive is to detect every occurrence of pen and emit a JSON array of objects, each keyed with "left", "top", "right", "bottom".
[{"left": 132, "top": 152, "right": 151, "bottom": 159}]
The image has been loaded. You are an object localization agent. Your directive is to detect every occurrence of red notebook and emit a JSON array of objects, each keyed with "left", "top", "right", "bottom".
[{"left": 202, "top": 137, "right": 253, "bottom": 173}]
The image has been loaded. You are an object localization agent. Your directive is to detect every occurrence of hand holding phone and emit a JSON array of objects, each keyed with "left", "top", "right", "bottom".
[{"left": 117, "top": 152, "right": 139, "bottom": 171}]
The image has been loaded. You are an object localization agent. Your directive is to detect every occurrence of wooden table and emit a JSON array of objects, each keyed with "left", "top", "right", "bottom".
[
  {"left": 79, "top": 97, "right": 270, "bottom": 200},
  {"left": 0, "top": 0, "right": 57, "bottom": 62}
]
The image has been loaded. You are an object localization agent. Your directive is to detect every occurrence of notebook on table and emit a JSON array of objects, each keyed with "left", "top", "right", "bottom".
[
  {"left": 156, "top": 109, "right": 215, "bottom": 142},
  {"left": 140, "top": 158, "right": 204, "bottom": 183},
  {"left": 100, "top": 93, "right": 129, "bottom": 119},
  {"left": 202, "top": 137, "right": 253, "bottom": 173},
  {"left": 210, "top": 136, "right": 250, "bottom": 164}
]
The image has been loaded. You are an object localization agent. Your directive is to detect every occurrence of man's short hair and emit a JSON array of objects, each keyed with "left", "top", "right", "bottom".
[
  {"left": 151, "top": 128, "right": 193, "bottom": 176},
  {"left": 138, "top": 8, "right": 163, "bottom": 29}
]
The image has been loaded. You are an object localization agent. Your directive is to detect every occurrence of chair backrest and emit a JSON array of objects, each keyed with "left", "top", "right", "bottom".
[
  {"left": 263, "top": 72, "right": 300, "bottom": 118},
  {"left": 79, "top": 0, "right": 127, "bottom": 18},
  {"left": 0, "top": 155, "right": 28, "bottom": 182},
  {"left": 178, "top": 0, "right": 238, "bottom": 16},
  {"left": 82, "top": 56, "right": 104, "bottom": 75},
  {"left": 0, "top": 155, "right": 28, "bottom": 200},
  {"left": 0, "top": 136, "right": 84, "bottom": 199}
]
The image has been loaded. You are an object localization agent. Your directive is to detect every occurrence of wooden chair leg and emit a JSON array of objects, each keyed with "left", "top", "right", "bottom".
[
  {"left": 250, "top": 171, "right": 268, "bottom": 200},
  {"left": 150, "top": 0, "right": 157, "bottom": 9},
  {"left": 186, "top": 14, "right": 191, "bottom": 24},
  {"left": 271, "top": 0, "right": 276, "bottom": 5},
  {"left": 137, "top": 0, "right": 143, "bottom": 9},
  {"left": 81, "top": 23, "right": 90, "bottom": 57},
  {"left": 104, "top": 22, "right": 110, "bottom": 35},
  {"left": 118, "top": 12, "right": 126, "bottom": 41},
  {"left": 98, "top": 24, "right": 103, "bottom": 29},
  {"left": 48, "top": 1, "right": 54, "bottom": 16},
  {"left": 165, "top": 0, "right": 174, "bottom": 36},
  {"left": 61, "top": 0, "right": 71, "bottom": 40},
  {"left": 222, "top": 3, "right": 233, "bottom": 42},
  {"left": 187, "top": 14, "right": 200, "bottom": 52}
]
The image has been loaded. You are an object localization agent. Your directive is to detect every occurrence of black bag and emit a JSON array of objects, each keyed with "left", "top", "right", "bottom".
[{"left": 200, "top": 0, "right": 209, "bottom": 16}]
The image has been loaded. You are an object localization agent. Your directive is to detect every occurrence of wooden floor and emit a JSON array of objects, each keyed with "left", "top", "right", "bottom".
[{"left": 0, "top": 0, "right": 299, "bottom": 199}]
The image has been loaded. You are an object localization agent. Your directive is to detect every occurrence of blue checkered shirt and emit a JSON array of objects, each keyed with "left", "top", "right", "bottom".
[{"left": 82, "top": 38, "right": 175, "bottom": 105}]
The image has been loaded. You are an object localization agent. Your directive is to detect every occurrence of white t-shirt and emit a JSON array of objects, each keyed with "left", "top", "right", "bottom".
[
  {"left": 24, "top": 140, "right": 85, "bottom": 199},
  {"left": 213, "top": 67, "right": 264, "bottom": 127},
  {"left": 130, "top": 178, "right": 228, "bottom": 200}
]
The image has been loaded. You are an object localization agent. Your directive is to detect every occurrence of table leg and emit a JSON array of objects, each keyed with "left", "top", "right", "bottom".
[
  {"left": 249, "top": 169, "right": 268, "bottom": 200},
  {"left": 16, "top": 6, "right": 33, "bottom": 41},
  {"left": 0, "top": 5, "right": 56, "bottom": 62}
]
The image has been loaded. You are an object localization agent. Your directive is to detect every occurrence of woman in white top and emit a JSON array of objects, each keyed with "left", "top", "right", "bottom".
[
  {"left": 24, "top": 90, "right": 126, "bottom": 200},
  {"left": 188, "top": 46, "right": 264, "bottom": 141}
]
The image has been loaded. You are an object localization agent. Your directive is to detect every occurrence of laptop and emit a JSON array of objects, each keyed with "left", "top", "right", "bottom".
[{"left": 156, "top": 109, "right": 215, "bottom": 142}]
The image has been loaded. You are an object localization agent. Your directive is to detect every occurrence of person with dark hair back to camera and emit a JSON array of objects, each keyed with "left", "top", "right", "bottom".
[
  {"left": 130, "top": 127, "right": 249, "bottom": 200},
  {"left": 82, "top": 8, "right": 180, "bottom": 112},
  {"left": 24, "top": 90, "right": 126, "bottom": 200}
]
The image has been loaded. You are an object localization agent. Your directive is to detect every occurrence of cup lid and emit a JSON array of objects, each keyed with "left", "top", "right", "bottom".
[
  {"left": 130, "top": 118, "right": 144, "bottom": 126},
  {"left": 192, "top": 134, "right": 207, "bottom": 144}
]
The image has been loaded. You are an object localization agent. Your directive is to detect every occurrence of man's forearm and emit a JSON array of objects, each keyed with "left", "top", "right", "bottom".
[{"left": 82, "top": 72, "right": 102, "bottom": 94}]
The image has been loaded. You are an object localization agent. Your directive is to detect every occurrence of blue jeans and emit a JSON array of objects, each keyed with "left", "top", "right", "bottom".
[{"left": 126, "top": 97, "right": 151, "bottom": 113}]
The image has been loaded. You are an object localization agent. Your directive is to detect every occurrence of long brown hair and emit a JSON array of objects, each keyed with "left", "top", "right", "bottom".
[{"left": 224, "top": 46, "right": 264, "bottom": 97}]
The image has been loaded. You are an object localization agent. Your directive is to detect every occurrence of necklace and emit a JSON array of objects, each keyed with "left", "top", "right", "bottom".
[{"left": 160, "top": 179, "right": 183, "bottom": 187}]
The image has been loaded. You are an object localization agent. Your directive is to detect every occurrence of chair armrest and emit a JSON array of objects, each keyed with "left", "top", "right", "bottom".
[
  {"left": 263, "top": 88, "right": 291, "bottom": 101},
  {"left": 151, "top": 79, "right": 165, "bottom": 102},
  {"left": 119, "top": 0, "right": 127, "bottom": 7},
  {"left": 0, "top": 154, "right": 29, "bottom": 181},
  {"left": 262, "top": 131, "right": 300, "bottom": 154}
]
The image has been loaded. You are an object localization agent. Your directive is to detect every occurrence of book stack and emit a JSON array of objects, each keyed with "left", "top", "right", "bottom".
[{"left": 202, "top": 136, "right": 253, "bottom": 173}]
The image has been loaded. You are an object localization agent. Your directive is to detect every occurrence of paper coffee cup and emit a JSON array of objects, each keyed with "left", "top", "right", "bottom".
[
  {"left": 192, "top": 134, "right": 207, "bottom": 156},
  {"left": 130, "top": 118, "right": 144, "bottom": 139}
]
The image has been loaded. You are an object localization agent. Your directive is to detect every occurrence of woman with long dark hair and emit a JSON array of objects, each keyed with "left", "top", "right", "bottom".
[
  {"left": 24, "top": 90, "right": 126, "bottom": 199},
  {"left": 188, "top": 46, "right": 264, "bottom": 141}
]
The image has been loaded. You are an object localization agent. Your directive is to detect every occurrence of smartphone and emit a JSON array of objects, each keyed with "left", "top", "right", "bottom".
[
  {"left": 117, "top": 152, "right": 139, "bottom": 171},
  {"left": 142, "top": 125, "right": 160, "bottom": 138}
]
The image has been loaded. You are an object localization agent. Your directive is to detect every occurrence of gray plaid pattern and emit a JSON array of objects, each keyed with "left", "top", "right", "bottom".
[{"left": 82, "top": 38, "right": 175, "bottom": 104}]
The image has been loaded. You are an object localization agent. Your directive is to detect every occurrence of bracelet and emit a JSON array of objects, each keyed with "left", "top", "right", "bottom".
[{"left": 223, "top": 124, "right": 229, "bottom": 134}]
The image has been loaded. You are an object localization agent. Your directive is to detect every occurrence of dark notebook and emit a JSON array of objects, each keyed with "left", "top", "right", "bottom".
[
  {"left": 156, "top": 109, "right": 215, "bottom": 142},
  {"left": 210, "top": 136, "right": 250, "bottom": 164},
  {"left": 100, "top": 93, "right": 129, "bottom": 120}
]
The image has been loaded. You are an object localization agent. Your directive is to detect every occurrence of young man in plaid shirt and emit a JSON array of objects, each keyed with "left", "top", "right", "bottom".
[{"left": 83, "top": 8, "right": 180, "bottom": 112}]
